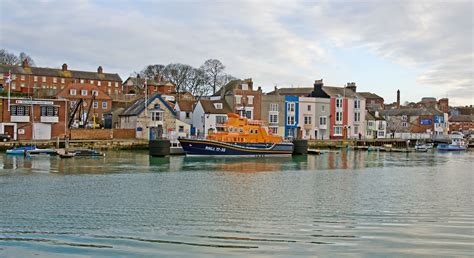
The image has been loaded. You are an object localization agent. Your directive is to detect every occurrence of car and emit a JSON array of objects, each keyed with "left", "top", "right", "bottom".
[{"left": 0, "top": 133, "right": 12, "bottom": 142}]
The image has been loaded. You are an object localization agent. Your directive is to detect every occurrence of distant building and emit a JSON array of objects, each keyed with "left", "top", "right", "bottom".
[
  {"left": 122, "top": 76, "right": 175, "bottom": 96},
  {"left": 261, "top": 92, "right": 285, "bottom": 137},
  {"left": 366, "top": 111, "right": 387, "bottom": 139},
  {"left": 284, "top": 95, "right": 299, "bottom": 138},
  {"left": 215, "top": 78, "right": 262, "bottom": 120},
  {"left": 192, "top": 99, "right": 232, "bottom": 137},
  {"left": 0, "top": 61, "right": 122, "bottom": 98},
  {"left": 57, "top": 83, "right": 112, "bottom": 125},
  {"left": 0, "top": 97, "right": 68, "bottom": 140},
  {"left": 119, "top": 93, "right": 189, "bottom": 139},
  {"left": 381, "top": 107, "right": 448, "bottom": 137},
  {"left": 448, "top": 115, "right": 474, "bottom": 134},
  {"left": 358, "top": 92, "right": 384, "bottom": 110}
]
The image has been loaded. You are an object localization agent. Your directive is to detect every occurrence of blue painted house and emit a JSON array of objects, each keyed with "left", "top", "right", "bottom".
[{"left": 284, "top": 95, "right": 299, "bottom": 138}]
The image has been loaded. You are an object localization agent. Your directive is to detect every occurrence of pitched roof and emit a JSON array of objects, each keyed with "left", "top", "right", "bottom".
[
  {"left": 381, "top": 107, "right": 444, "bottom": 116},
  {"left": 177, "top": 100, "right": 195, "bottom": 112},
  {"left": 271, "top": 86, "right": 362, "bottom": 98},
  {"left": 272, "top": 87, "right": 313, "bottom": 96},
  {"left": 119, "top": 93, "right": 175, "bottom": 116},
  {"left": 358, "top": 92, "right": 383, "bottom": 99},
  {"left": 199, "top": 99, "right": 232, "bottom": 114},
  {"left": 214, "top": 79, "right": 242, "bottom": 96},
  {"left": 366, "top": 111, "right": 385, "bottom": 121},
  {"left": 449, "top": 115, "right": 474, "bottom": 122},
  {"left": 56, "top": 83, "right": 112, "bottom": 100},
  {"left": 0, "top": 64, "right": 122, "bottom": 82},
  {"left": 322, "top": 86, "right": 360, "bottom": 98}
]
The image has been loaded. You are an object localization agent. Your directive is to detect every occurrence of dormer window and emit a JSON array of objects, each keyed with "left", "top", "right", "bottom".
[
  {"left": 214, "top": 103, "right": 223, "bottom": 109},
  {"left": 241, "top": 83, "right": 248, "bottom": 90}
]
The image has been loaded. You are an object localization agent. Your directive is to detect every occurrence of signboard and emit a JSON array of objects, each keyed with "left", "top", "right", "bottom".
[
  {"left": 420, "top": 119, "right": 432, "bottom": 125},
  {"left": 16, "top": 100, "right": 54, "bottom": 105}
]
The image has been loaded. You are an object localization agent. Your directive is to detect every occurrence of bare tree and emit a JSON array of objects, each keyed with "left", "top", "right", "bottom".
[
  {"left": 140, "top": 64, "right": 165, "bottom": 80},
  {"left": 163, "top": 63, "right": 194, "bottom": 93},
  {"left": 0, "top": 49, "right": 20, "bottom": 65},
  {"left": 19, "top": 52, "right": 36, "bottom": 66},
  {"left": 201, "top": 59, "right": 225, "bottom": 94},
  {"left": 184, "top": 68, "right": 212, "bottom": 98}
]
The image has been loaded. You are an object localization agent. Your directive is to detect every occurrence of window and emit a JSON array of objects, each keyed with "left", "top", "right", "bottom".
[
  {"left": 402, "top": 115, "right": 408, "bottom": 121},
  {"left": 241, "top": 83, "right": 248, "bottom": 90},
  {"left": 378, "top": 131, "right": 385, "bottom": 137},
  {"left": 70, "top": 89, "right": 77, "bottom": 96},
  {"left": 151, "top": 111, "right": 163, "bottom": 121},
  {"left": 90, "top": 80, "right": 94, "bottom": 84},
  {"left": 21, "top": 75, "right": 25, "bottom": 81},
  {"left": 235, "top": 95, "right": 242, "bottom": 104},
  {"left": 93, "top": 101, "right": 99, "bottom": 109},
  {"left": 248, "top": 96, "right": 254, "bottom": 105},
  {"left": 34, "top": 76, "right": 38, "bottom": 82},
  {"left": 91, "top": 90, "right": 98, "bottom": 96},
  {"left": 354, "top": 99, "right": 360, "bottom": 109},
  {"left": 402, "top": 122, "right": 407, "bottom": 127},
  {"left": 334, "top": 126, "right": 343, "bottom": 136},
  {"left": 21, "top": 83, "right": 25, "bottom": 88},
  {"left": 336, "top": 98, "right": 343, "bottom": 108},
  {"left": 11, "top": 83, "right": 16, "bottom": 89},
  {"left": 108, "top": 82, "right": 111, "bottom": 87},
  {"left": 287, "top": 102, "right": 295, "bottom": 112},
  {"left": 53, "top": 77, "right": 57, "bottom": 83},
  {"left": 354, "top": 112, "right": 360, "bottom": 122},
  {"left": 114, "top": 89, "right": 118, "bottom": 94},
  {"left": 269, "top": 114, "right": 278, "bottom": 123},
  {"left": 11, "top": 105, "right": 29, "bottom": 116},
  {"left": 287, "top": 115, "right": 295, "bottom": 125},
  {"left": 307, "top": 105, "right": 311, "bottom": 111},
  {"left": 115, "top": 82, "right": 118, "bottom": 87},
  {"left": 378, "top": 121, "right": 384, "bottom": 130},
  {"left": 269, "top": 127, "right": 278, "bottom": 135},
  {"left": 270, "top": 103, "right": 278, "bottom": 112},
  {"left": 98, "top": 81, "right": 101, "bottom": 86},
  {"left": 336, "top": 111, "right": 343, "bottom": 123},
  {"left": 42, "top": 76, "right": 46, "bottom": 82},
  {"left": 185, "top": 112, "right": 190, "bottom": 119},
  {"left": 304, "top": 116, "right": 312, "bottom": 125},
  {"left": 108, "top": 89, "right": 111, "bottom": 95},
  {"left": 80, "top": 79, "right": 85, "bottom": 84},
  {"left": 322, "top": 105, "right": 325, "bottom": 112},
  {"left": 179, "top": 126, "right": 184, "bottom": 132},
  {"left": 354, "top": 126, "right": 359, "bottom": 134},
  {"left": 40, "top": 106, "right": 59, "bottom": 117},
  {"left": 214, "top": 103, "right": 223, "bottom": 109},
  {"left": 216, "top": 116, "right": 227, "bottom": 124},
  {"left": 102, "top": 101, "right": 108, "bottom": 109},
  {"left": 61, "top": 78, "right": 65, "bottom": 84},
  {"left": 245, "top": 110, "right": 252, "bottom": 119},
  {"left": 319, "top": 116, "right": 327, "bottom": 125},
  {"left": 71, "top": 101, "right": 77, "bottom": 107},
  {"left": 81, "top": 89, "right": 88, "bottom": 96}
]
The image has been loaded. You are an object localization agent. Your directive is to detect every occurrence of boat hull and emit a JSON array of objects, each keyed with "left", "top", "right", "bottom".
[
  {"left": 179, "top": 138, "right": 293, "bottom": 156},
  {"left": 437, "top": 144, "right": 467, "bottom": 151}
]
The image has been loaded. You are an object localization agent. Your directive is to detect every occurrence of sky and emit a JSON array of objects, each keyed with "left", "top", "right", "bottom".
[{"left": 1, "top": 0, "right": 472, "bottom": 106}]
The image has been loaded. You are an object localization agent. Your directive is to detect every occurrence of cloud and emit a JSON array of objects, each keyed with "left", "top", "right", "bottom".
[{"left": 1, "top": 0, "right": 472, "bottom": 105}]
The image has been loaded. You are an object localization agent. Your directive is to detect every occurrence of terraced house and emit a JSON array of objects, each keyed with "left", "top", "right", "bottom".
[{"left": 0, "top": 60, "right": 122, "bottom": 98}]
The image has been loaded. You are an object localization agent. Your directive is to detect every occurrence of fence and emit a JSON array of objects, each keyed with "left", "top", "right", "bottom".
[{"left": 70, "top": 129, "right": 135, "bottom": 140}]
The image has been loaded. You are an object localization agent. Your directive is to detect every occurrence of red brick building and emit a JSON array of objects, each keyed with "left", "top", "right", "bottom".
[
  {"left": 215, "top": 78, "right": 262, "bottom": 120},
  {"left": 0, "top": 60, "right": 122, "bottom": 98},
  {"left": 0, "top": 97, "right": 68, "bottom": 140},
  {"left": 449, "top": 115, "right": 474, "bottom": 133},
  {"left": 122, "top": 76, "right": 176, "bottom": 96},
  {"left": 57, "top": 83, "right": 112, "bottom": 124}
]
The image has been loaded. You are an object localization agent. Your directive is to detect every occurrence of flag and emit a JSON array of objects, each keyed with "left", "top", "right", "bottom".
[{"left": 5, "top": 70, "right": 11, "bottom": 112}]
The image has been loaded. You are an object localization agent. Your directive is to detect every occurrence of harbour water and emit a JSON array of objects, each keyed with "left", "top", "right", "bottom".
[{"left": 0, "top": 150, "right": 472, "bottom": 257}]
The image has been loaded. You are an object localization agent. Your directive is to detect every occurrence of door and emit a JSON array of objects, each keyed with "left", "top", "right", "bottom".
[
  {"left": 33, "top": 123, "right": 51, "bottom": 140},
  {"left": 4, "top": 125, "right": 14, "bottom": 139}
]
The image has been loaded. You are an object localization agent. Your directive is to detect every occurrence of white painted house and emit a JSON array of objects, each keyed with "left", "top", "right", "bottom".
[{"left": 192, "top": 99, "right": 232, "bottom": 137}]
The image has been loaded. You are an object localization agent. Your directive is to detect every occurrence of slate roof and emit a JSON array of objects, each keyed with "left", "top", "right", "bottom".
[
  {"left": 381, "top": 107, "right": 444, "bottom": 116},
  {"left": 123, "top": 76, "right": 174, "bottom": 87},
  {"left": 358, "top": 92, "right": 383, "bottom": 99},
  {"left": 269, "top": 86, "right": 362, "bottom": 98},
  {"left": 200, "top": 99, "right": 232, "bottom": 114},
  {"left": 449, "top": 115, "right": 474, "bottom": 122},
  {"left": 322, "top": 86, "right": 360, "bottom": 98},
  {"left": 366, "top": 111, "right": 385, "bottom": 121},
  {"left": 177, "top": 100, "right": 195, "bottom": 112},
  {"left": 214, "top": 79, "right": 242, "bottom": 96},
  {"left": 119, "top": 93, "right": 175, "bottom": 116},
  {"left": 0, "top": 64, "right": 122, "bottom": 82}
]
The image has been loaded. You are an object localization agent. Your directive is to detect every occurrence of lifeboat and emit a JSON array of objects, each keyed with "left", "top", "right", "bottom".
[{"left": 179, "top": 113, "right": 294, "bottom": 156}]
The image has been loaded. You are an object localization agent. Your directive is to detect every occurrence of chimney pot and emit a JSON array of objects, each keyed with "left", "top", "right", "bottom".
[
  {"left": 62, "top": 63, "right": 68, "bottom": 71},
  {"left": 97, "top": 66, "right": 103, "bottom": 74},
  {"left": 22, "top": 59, "right": 29, "bottom": 68}
]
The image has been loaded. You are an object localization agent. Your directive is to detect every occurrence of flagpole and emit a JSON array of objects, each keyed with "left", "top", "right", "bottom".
[{"left": 7, "top": 70, "right": 11, "bottom": 112}]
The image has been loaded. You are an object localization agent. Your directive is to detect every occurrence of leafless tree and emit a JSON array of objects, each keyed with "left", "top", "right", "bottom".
[
  {"left": 201, "top": 59, "right": 225, "bottom": 94},
  {"left": 140, "top": 64, "right": 165, "bottom": 80},
  {"left": 162, "top": 63, "right": 194, "bottom": 93},
  {"left": 0, "top": 49, "right": 20, "bottom": 65},
  {"left": 19, "top": 52, "right": 36, "bottom": 66}
]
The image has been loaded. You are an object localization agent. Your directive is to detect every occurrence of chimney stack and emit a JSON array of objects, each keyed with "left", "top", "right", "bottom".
[
  {"left": 345, "top": 82, "right": 357, "bottom": 92},
  {"left": 22, "top": 59, "right": 29, "bottom": 68},
  {"left": 62, "top": 63, "right": 68, "bottom": 71},
  {"left": 97, "top": 66, "right": 103, "bottom": 74},
  {"left": 397, "top": 89, "right": 400, "bottom": 109}
]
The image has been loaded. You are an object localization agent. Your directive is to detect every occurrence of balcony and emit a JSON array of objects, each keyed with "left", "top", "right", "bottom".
[
  {"left": 41, "top": 116, "right": 59, "bottom": 123},
  {"left": 11, "top": 115, "right": 30, "bottom": 122}
]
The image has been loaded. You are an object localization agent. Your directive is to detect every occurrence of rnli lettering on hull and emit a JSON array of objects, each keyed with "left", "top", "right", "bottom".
[{"left": 205, "top": 146, "right": 226, "bottom": 152}]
